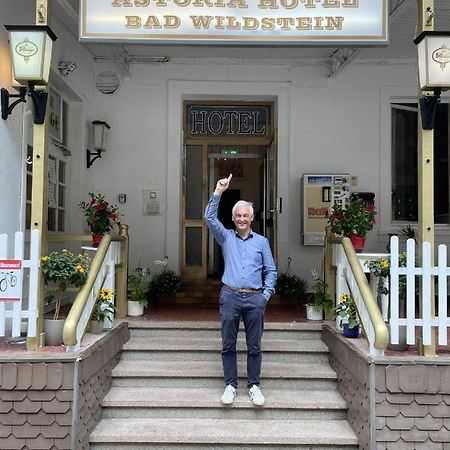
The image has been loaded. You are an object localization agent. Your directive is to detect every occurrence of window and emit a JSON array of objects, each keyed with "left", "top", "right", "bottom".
[
  {"left": 392, "top": 102, "right": 449, "bottom": 224},
  {"left": 25, "top": 97, "right": 69, "bottom": 232},
  {"left": 47, "top": 156, "right": 67, "bottom": 232}
]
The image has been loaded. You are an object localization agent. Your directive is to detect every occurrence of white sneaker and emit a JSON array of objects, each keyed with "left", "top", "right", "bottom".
[
  {"left": 248, "top": 385, "right": 265, "bottom": 406},
  {"left": 221, "top": 385, "right": 236, "bottom": 405}
]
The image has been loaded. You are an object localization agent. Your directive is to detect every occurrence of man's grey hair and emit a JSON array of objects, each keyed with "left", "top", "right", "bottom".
[{"left": 232, "top": 200, "right": 254, "bottom": 218}]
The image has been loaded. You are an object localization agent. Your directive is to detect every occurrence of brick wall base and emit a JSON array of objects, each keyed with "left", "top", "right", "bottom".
[
  {"left": 323, "top": 324, "right": 450, "bottom": 450},
  {"left": 0, "top": 322, "right": 129, "bottom": 450}
]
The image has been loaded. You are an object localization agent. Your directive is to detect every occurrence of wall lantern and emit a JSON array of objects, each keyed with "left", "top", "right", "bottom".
[
  {"left": 86, "top": 120, "right": 111, "bottom": 169},
  {"left": 414, "top": 31, "right": 450, "bottom": 130},
  {"left": 1, "top": 25, "right": 57, "bottom": 124}
]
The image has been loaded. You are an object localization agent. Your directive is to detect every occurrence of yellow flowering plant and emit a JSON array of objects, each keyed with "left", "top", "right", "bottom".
[
  {"left": 334, "top": 293, "right": 359, "bottom": 328},
  {"left": 91, "top": 288, "right": 116, "bottom": 324},
  {"left": 41, "top": 250, "right": 90, "bottom": 320},
  {"left": 364, "top": 253, "right": 407, "bottom": 295}
]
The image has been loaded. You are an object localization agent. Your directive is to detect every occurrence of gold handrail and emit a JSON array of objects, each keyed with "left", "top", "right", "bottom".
[
  {"left": 58, "top": 224, "right": 129, "bottom": 347},
  {"left": 325, "top": 230, "right": 389, "bottom": 350},
  {"left": 341, "top": 237, "right": 389, "bottom": 350},
  {"left": 115, "top": 224, "right": 129, "bottom": 318},
  {"left": 63, "top": 234, "right": 113, "bottom": 347}
]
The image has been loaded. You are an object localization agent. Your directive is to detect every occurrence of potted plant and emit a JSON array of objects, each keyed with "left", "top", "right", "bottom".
[
  {"left": 307, "top": 270, "right": 333, "bottom": 321},
  {"left": 90, "top": 288, "right": 116, "bottom": 333},
  {"left": 334, "top": 293, "right": 360, "bottom": 338},
  {"left": 327, "top": 197, "right": 376, "bottom": 252},
  {"left": 275, "top": 273, "right": 308, "bottom": 303},
  {"left": 127, "top": 267, "right": 151, "bottom": 316},
  {"left": 365, "top": 253, "right": 408, "bottom": 350},
  {"left": 41, "top": 249, "right": 90, "bottom": 345},
  {"left": 146, "top": 269, "right": 183, "bottom": 304},
  {"left": 79, "top": 192, "right": 121, "bottom": 247}
]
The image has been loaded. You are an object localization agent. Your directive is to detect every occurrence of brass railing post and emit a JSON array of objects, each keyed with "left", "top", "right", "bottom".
[
  {"left": 417, "top": 0, "right": 436, "bottom": 356},
  {"left": 115, "top": 224, "right": 129, "bottom": 318},
  {"left": 324, "top": 226, "right": 335, "bottom": 320},
  {"left": 28, "top": 0, "right": 52, "bottom": 350}
]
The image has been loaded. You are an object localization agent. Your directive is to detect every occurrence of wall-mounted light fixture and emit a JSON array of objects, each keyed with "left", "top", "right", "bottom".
[
  {"left": 1, "top": 25, "right": 57, "bottom": 124},
  {"left": 414, "top": 31, "right": 450, "bottom": 130},
  {"left": 86, "top": 120, "right": 111, "bottom": 169}
]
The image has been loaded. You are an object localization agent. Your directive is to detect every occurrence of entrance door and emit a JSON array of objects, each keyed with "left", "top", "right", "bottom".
[
  {"left": 207, "top": 153, "right": 270, "bottom": 277},
  {"left": 181, "top": 143, "right": 208, "bottom": 280},
  {"left": 181, "top": 101, "right": 276, "bottom": 280}
]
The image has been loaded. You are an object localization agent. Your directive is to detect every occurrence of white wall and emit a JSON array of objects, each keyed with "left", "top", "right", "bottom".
[
  {"left": 0, "top": 1, "right": 96, "bottom": 244},
  {"left": 2, "top": 2, "right": 446, "bottom": 288},
  {"left": 84, "top": 58, "right": 425, "bottom": 285},
  {"left": 0, "top": 1, "right": 34, "bottom": 238}
]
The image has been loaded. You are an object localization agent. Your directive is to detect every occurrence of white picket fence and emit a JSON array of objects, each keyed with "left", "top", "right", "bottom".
[
  {"left": 0, "top": 230, "right": 40, "bottom": 339},
  {"left": 390, "top": 235, "right": 450, "bottom": 347},
  {"left": 333, "top": 235, "right": 450, "bottom": 356}
]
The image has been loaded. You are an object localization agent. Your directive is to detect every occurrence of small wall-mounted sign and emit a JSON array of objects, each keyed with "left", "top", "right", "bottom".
[{"left": 0, "top": 260, "right": 23, "bottom": 301}]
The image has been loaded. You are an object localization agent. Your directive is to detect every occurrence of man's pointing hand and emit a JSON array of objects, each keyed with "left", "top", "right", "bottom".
[{"left": 214, "top": 173, "right": 233, "bottom": 195}]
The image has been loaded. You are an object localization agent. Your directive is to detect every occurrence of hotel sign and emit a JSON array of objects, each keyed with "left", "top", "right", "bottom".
[
  {"left": 187, "top": 104, "right": 271, "bottom": 138},
  {"left": 80, "top": 0, "right": 388, "bottom": 46}
]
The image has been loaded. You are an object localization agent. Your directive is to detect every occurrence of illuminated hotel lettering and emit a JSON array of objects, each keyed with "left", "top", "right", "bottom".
[
  {"left": 82, "top": 0, "right": 387, "bottom": 45},
  {"left": 188, "top": 105, "right": 270, "bottom": 137},
  {"left": 116, "top": 0, "right": 359, "bottom": 32}
]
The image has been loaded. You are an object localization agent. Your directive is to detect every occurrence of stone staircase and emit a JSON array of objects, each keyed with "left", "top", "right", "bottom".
[{"left": 89, "top": 320, "right": 359, "bottom": 449}]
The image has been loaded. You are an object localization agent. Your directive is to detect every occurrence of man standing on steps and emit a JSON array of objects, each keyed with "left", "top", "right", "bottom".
[{"left": 204, "top": 173, "right": 277, "bottom": 407}]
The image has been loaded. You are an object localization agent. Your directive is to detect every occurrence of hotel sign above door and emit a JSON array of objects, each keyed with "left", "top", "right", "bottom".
[
  {"left": 186, "top": 105, "right": 271, "bottom": 139},
  {"left": 80, "top": 0, "right": 388, "bottom": 46}
]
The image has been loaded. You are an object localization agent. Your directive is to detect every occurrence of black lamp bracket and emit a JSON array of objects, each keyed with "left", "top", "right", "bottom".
[
  {"left": 1, "top": 87, "right": 27, "bottom": 120},
  {"left": 86, "top": 149, "right": 102, "bottom": 169},
  {"left": 419, "top": 88, "right": 441, "bottom": 130},
  {"left": 1, "top": 82, "right": 49, "bottom": 124}
]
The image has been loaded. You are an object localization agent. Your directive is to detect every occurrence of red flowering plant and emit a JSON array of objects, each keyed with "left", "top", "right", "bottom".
[
  {"left": 79, "top": 192, "right": 120, "bottom": 235},
  {"left": 327, "top": 197, "right": 376, "bottom": 238}
]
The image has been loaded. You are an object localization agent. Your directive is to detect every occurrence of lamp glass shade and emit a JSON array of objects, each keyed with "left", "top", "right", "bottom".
[
  {"left": 92, "top": 121, "right": 110, "bottom": 151},
  {"left": 6, "top": 26, "right": 56, "bottom": 85},
  {"left": 416, "top": 34, "right": 450, "bottom": 91}
]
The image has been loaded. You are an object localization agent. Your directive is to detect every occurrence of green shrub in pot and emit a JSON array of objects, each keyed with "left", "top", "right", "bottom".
[{"left": 275, "top": 273, "right": 308, "bottom": 301}]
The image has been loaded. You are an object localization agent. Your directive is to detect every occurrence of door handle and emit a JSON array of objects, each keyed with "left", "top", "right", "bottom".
[{"left": 270, "top": 198, "right": 282, "bottom": 214}]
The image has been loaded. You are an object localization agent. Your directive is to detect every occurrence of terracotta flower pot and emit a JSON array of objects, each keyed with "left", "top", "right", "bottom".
[
  {"left": 349, "top": 234, "right": 366, "bottom": 253},
  {"left": 92, "top": 234, "right": 103, "bottom": 247}
]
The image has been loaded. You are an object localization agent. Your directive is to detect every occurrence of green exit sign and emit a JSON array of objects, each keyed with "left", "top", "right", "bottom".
[{"left": 221, "top": 149, "right": 239, "bottom": 155}]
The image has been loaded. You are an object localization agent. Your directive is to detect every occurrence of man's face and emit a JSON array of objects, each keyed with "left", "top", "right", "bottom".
[{"left": 233, "top": 205, "right": 254, "bottom": 235}]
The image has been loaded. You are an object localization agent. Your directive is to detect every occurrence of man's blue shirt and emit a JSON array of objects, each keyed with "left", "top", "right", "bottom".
[{"left": 204, "top": 195, "right": 277, "bottom": 301}]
